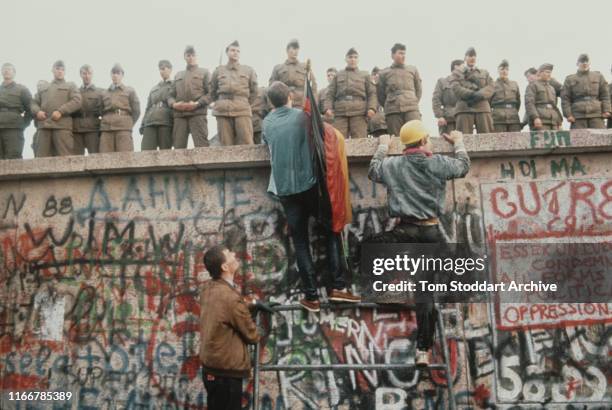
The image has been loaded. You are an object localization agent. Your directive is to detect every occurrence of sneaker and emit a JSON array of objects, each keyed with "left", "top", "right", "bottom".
[
  {"left": 415, "top": 349, "right": 430, "bottom": 368},
  {"left": 329, "top": 288, "right": 362, "bottom": 303},
  {"left": 300, "top": 298, "right": 321, "bottom": 312}
]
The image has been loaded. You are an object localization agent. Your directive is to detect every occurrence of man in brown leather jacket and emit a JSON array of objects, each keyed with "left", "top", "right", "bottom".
[
  {"left": 73, "top": 65, "right": 103, "bottom": 155},
  {"left": 561, "top": 54, "right": 611, "bottom": 129},
  {"left": 31, "top": 60, "right": 82, "bottom": 157},
  {"left": 324, "top": 48, "right": 377, "bottom": 138},
  {"left": 99, "top": 64, "right": 140, "bottom": 152},
  {"left": 142, "top": 60, "right": 173, "bottom": 150},
  {"left": 210, "top": 41, "right": 258, "bottom": 146},
  {"left": 525, "top": 63, "right": 563, "bottom": 130},
  {"left": 432, "top": 59, "right": 462, "bottom": 135},
  {"left": 0, "top": 63, "right": 32, "bottom": 159},
  {"left": 200, "top": 245, "right": 260, "bottom": 410},
  {"left": 269, "top": 39, "right": 316, "bottom": 109},
  {"left": 451, "top": 48, "right": 494, "bottom": 134},
  {"left": 490, "top": 60, "right": 521, "bottom": 132},
  {"left": 377, "top": 43, "right": 422, "bottom": 136},
  {"left": 168, "top": 46, "right": 211, "bottom": 149}
]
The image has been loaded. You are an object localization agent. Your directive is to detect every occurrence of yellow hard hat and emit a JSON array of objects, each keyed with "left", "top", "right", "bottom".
[{"left": 399, "top": 120, "right": 429, "bottom": 145}]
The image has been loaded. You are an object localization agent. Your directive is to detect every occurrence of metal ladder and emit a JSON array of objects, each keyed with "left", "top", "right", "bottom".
[{"left": 251, "top": 302, "right": 456, "bottom": 410}]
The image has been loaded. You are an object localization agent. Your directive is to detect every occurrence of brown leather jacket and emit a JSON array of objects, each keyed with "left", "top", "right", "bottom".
[{"left": 199, "top": 279, "right": 260, "bottom": 378}]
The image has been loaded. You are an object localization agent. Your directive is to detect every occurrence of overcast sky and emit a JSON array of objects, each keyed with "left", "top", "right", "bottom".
[{"left": 5, "top": 0, "right": 612, "bottom": 158}]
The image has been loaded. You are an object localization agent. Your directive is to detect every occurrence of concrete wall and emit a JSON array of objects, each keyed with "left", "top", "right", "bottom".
[{"left": 0, "top": 129, "right": 611, "bottom": 409}]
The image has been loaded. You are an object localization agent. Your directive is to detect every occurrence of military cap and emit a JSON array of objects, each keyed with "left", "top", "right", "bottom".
[
  {"left": 371, "top": 66, "right": 380, "bottom": 75},
  {"left": 184, "top": 45, "right": 196, "bottom": 55},
  {"left": 79, "top": 64, "right": 93, "bottom": 73},
  {"left": 538, "top": 63, "right": 553, "bottom": 72},
  {"left": 53, "top": 60, "right": 65, "bottom": 69},
  {"left": 346, "top": 47, "right": 358, "bottom": 57},
  {"left": 286, "top": 39, "right": 300, "bottom": 49},
  {"left": 111, "top": 63, "right": 124, "bottom": 74},
  {"left": 577, "top": 53, "right": 589, "bottom": 63},
  {"left": 158, "top": 60, "right": 172, "bottom": 69},
  {"left": 524, "top": 67, "right": 537, "bottom": 76},
  {"left": 465, "top": 47, "right": 476, "bottom": 57},
  {"left": 228, "top": 40, "right": 239, "bottom": 48},
  {"left": 498, "top": 59, "right": 509, "bottom": 69},
  {"left": 326, "top": 67, "right": 337, "bottom": 73}
]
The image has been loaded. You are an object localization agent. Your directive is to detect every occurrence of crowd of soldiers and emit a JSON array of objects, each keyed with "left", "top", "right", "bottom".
[{"left": 1, "top": 40, "right": 611, "bottom": 160}]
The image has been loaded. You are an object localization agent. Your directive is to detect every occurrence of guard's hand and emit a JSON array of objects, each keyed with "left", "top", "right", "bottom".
[
  {"left": 437, "top": 117, "right": 447, "bottom": 127},
  {"left": 533, "top": 118, "right": 543, "bottom": 129},
  {"left": 603, "top": 112, "right": 611, "bottom": 118},
  {"left": 51, "top": 111, "right": 62, "bottom": 121},
  {"left": 325, "top": 109, "right": 333, "bottom": 118},
  {"left": 378, "top": 134, "right": 391, "bottom": 146},
  {"left": 567, "top": 115, "right": 576, "bottom": 123},
  {"left": 185, "top": 101, "right": 199, "bottom": 111},
  {"left": 173, "top": 101, "right": 185, "bottom": 111},
  {"left": 367, "top": 109, "right": 376, "bottom": 119},
  {"left": 36, "top": 112, "right": 47, "bottom": 121},
  {"left": 443, "top": 130, "right": 463, "bottom": 145}
]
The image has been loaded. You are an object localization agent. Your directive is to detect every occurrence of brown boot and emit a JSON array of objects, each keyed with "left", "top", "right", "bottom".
[
  {"left": 329, "top": 288, "right": 361, "bottom": 303},
  {"left": 300, "top": 298, "right": 321, "bottom": 312}
]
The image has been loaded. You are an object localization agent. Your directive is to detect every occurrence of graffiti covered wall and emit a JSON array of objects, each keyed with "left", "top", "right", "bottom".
[{"left": 0, "top": 130, "right": 611, "bottom": 409}]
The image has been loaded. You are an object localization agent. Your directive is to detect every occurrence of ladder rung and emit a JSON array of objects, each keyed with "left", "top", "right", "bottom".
[{"left": 259, "top": 363, "right": 447, "bottom": 371}]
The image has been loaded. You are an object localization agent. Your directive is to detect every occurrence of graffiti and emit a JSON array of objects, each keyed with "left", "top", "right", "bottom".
[{"left": 499, "top": 156, "right": 587, "bottom": 180}]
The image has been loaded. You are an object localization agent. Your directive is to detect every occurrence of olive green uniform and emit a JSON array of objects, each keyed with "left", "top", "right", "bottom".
[
  {"left": 318, "top": 86, "right": 334, "bottom": 124},
  {"left": 251, "top": 87, "right": 268, "bottom": 144},
  {"left": 368, "top": 106, "right": 387, "bottom": 137},
  {"left": 491, "top": 78, "right": 521, "bottom": 132},
  {"left": 31, "top": 79, "right": 82, "bottom": 157},
  {"left": 324, "top": 67, "right": 377, "bottom": 139},
  {"left": 432, "top": 76, "right": 457, "bottom": 134},
  {"left": 0, "top": 81, "right": 32, "bottom": 159},
  {"left": 142, "top": 79, "right": 173, "bottom": 150},
  {"left": 451, "top": 67, "right": 494, "bottom": 134},
  {"left": 377, "top": 63, "right": 422, "bottom": 136},
  {"left": 561, "top": 70, "right": 611, "bottom": 129},
  {"left": 210, "top": 62, "right": 257, "bottom": 145},
  {"left": 99, "top": 83, "right": 140, "bottom": 152},
  {"left": 168, "top": 65, "right": 211, "bottom": 148},
  {"left": 73, "top": 84, "right": 103, "bottom": 155},
  {"left": 525, "top": 79, "right": 562, "bottom": 130},
  {"left": 269, "top": 59, "right": 315, "bottom": 109}
]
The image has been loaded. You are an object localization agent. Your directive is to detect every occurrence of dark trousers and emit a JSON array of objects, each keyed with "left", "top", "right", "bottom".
[
  {"left": 279, "top": 186, "right": 346, "bottom": 301},
  {"left": 366, "top": 222, "right": 443, "bottom": 350},
  {"left": 202, "top": 371, "right": 242, "bottom": 410}
]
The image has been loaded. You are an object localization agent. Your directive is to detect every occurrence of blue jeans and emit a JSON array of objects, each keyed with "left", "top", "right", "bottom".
[{"left": 280, "top": 186, "right": 346, "bottom": 301}]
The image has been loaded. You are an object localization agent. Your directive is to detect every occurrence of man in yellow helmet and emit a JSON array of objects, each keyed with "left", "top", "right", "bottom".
[{"left": 367, "top": 121, "right": 470, "bottom": 367}]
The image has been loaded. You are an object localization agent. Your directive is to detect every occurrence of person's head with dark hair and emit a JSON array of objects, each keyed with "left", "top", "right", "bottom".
[
  {"left": 286, "top": 39, "right": 300, "bottom": 61},
  {"left": 524, "top": 67, "right": 537, "bottom": 83},
  {"left": 326, "top": 67, "right": 337, "bottom": 84},
  {"left": 158, "top": 60, "right": 172, "bottom": 81},
  {"left": 391, "top": 43, "right": 406, "bottom": 65},
  {"left": 204, "top": 244, "right": 239, "bottom": 280},
  {"left": 451, "top": 59, "right": 463, "bottom": 72},
  {"left": 267, "top": 81, "right": 291, "bottom": 108},
  {"left": 226, "top": 40, "right": 241, "bottom": 63}
]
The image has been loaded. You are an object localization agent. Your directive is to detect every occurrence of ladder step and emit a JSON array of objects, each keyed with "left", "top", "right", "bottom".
[{"left": 259, "top": 363, "right": 447, "bottom": 371}]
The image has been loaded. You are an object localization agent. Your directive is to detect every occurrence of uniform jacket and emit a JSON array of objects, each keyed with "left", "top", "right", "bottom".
[
  {"left": 451, "top": 67, "right": 494, "bottom": 114},
  {"left": 525, "top": 80, "right": 562, "bottom": 126},
  {"left": 31, "top": 79, "right": 81, "bottom": 130},
  {"left": 561, "top": 70, "right": 611, "bottom": 119},
  {"left": 73, "top": 84, "right": 103, "bottom": 133},
  {"left": 324, "top": 67, "right": 377, "bottom": 117},
  {"left": 269, "top": 59, "right": 316, "bottom": 108},
  {"left": 100, "top": 83, "right": 140, "bottom": 131},
  {"left": 251, "top": 86, "right": 269, "bottom": 133},
  {"left": 0, "top": 81, "right": 32, "bottom": 129},
  {"left": 432, "top": 76, "right": 457, "bottom": 121},
  {"left": 199, "top": 279, "right": 259, "bottom": 378},
  {"left": 168, "top": 65, "right": 211, "bottom": 118},
  {"left": 211, "top": 62, "right": 258, "bottom": 117},
  {"left": 377, "top": 63, "right": 422, "bottom": 115},
  {"left": 144, "top": 80, "right": 173, "bottom": 127},
  {"left": 490, "top": 78, "right": 521, "bottom": 125}
]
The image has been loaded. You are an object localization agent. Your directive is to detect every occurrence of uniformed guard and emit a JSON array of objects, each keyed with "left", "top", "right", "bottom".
[
  {"left": 490, "top": 60, "right": 521, "bottom": 132},
  {"left": 318, "top": 67, "right": 337, "bottom": 124},
  {"left": 31, "top": 60, "right": 82, "bottom": 157},
  {"left": 368, "top": 67, "right": 387, "bottom": 137},
  {"left": 269, "top": 39, "right": 316, "bottom": 109},
  {"left": 432, "top": 59, "right": 462, "bottom": 135},
  {"left": 561, "top": 54, "right": 611, "bottom": 129},
  {"left": 377, "top": 43, "right": 422, "bottom": 136},
  {"left": 324, "top": 48, "right": 377, "bottom": 139},
  {"left": 73, "top": 64, "right": 103, "bottom": 155},
  {"left": 451, "top": 47, "right": 494, "bottom": 134},
  {"left": 0, "top": 63, "right": 32, "bottom": 159},
  {"left": 251, "top": 86, "right": 268, "bottom": 144},
  {"left": 168, "top": 46, "right": 211, "bottom": 149},
  {"left": 142, "top": 60, "right": 174, "bottom": 150},
  {"left": 210, "top": 41, "right": 258, "bottom": 145},
  {"left": 99, "top": 64, "right": 140, "bottom": 152},
  {"left": 525, "top": 63, "right": 563, "bottom": 131}
]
